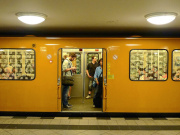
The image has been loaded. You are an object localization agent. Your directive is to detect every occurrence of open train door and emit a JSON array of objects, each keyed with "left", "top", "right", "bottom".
[
  {"left": 103, "top": 48, "right": 107, "bottom": 112},
  {"left": 57, "top": 49, "right": 62, "bottom": 111}
]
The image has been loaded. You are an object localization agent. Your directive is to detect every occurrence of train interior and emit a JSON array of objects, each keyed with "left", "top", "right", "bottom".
[
  {"left": 130, "top": 50, "right": 168, "bottom": 81},
  {"left": 0, "top": 49, "right": 35, "bottom": 80},
  {"left": 61, "top": 48, "right": 103, "bottom": 112}
]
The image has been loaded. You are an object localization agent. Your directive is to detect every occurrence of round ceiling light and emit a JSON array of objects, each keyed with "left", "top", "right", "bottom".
[
  {"left": 16, "top": 12, "right": 47, "bottom": 25},
  {"left": 145, "top": 12, "right": 178, "bottom": 25}
]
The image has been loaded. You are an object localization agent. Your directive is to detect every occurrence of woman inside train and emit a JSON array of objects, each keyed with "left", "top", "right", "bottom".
[{"left": 93, "top": 58, "right": 103, "bottom": 108}]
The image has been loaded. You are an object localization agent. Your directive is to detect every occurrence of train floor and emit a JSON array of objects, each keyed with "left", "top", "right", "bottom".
[
  {"left": 62, "top": 97, "right": 102, "bottom": 112},
  {"left": 1, "top": 116, "right": 180, "bottom": 134}
]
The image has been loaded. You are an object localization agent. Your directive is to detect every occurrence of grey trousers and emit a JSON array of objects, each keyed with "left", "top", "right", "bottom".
[{"left": 88, "top": 78, "right": 93, "bottom": 91}]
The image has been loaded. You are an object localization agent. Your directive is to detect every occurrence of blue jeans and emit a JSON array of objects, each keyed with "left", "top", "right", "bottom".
[{"left": 62, "top": 85, "right": 69, "bottom": 106}]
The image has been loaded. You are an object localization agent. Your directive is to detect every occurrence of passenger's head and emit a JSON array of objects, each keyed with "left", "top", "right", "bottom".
[
  {"left": 176, "top": 68, "right": 180, "bottom": 74},
  {"left": 98, "top": 58, "right": 103, "bottom": 66},
  {"left": 63, "top": 55, "right": 68, "bottom": 60},
  {"left": 5, "top": 66, "right": 13, "bottom": 73},
  {"left": 92, "top": 56, "right": 97, "bottom": 62},
  {"left": 69, "top": 53, "right": 77, "bottom": 61}
]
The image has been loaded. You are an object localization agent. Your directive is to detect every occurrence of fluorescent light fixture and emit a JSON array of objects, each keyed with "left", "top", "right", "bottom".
[
  {"left": 126, "top": 44, "right": 141, "bottom": 46},
  {"left": 145, "top": 12, "right": 178, "bottom": 25},
  {"left": 0, "top": 49, "right": 4, "bottom": 51},
  {"left": 26, "top": 50, "right": 32, "bottom": 51},
  {"left": 46, "top": 37, "right": 61, "bottom": 39},
  {"left": 126, "top": 38, "right": 138, "bottom": 39},
  {"left": 45, "top": 44, "right": 59, "bottom": 45},
  {"left": 16, "top": 12, "right": 47, "bottom": 25}
]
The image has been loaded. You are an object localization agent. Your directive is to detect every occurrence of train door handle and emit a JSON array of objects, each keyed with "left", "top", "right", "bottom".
[
  {"left": 57, "top": 77, "right": 60, "bottom": 86},
  {"left": 104, "top": 76, "right": 107, "bottom": 84},
  {"left": 57, "top": 86, "right": 61, "bottom": 99},
  {"left": 103, "top": 85, "right": 107, "bottom": 99}
]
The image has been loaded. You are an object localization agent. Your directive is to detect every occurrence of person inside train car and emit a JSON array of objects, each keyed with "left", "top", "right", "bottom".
[
  {"left": 173, "top": 68, "right": 180, "bottom": 80},
  {"left": 62, "top": 53, "right": 77, "bottom": 108},
  {"left": 3, "top": 66, "right": 14, "bottom": 79},
  {"left": 93, "top": 58, "right": 103, "bottom": 108},
  {"left": 63, "top": 54, "right": 72, "bottom": 100},
  {"left": 145, "top": 66, "right": 158, "bottom": 80},
  {"left": 0, "top": 68, "right": 5, "bottom": 79},
  {"left": 9, "top": 67, "right": 15, "bottom": 79},
  {"left": 138, "top": 67, "right": 149, "bottom": 80},
  {"left": 86, "top": 56, "right": 98, "bottom": 99},
  {"left": 175, "top": 56, "right": 180, "bottom": 66},
  {"left": 160, "top": 72, "right": 167, "bottom": 80}
]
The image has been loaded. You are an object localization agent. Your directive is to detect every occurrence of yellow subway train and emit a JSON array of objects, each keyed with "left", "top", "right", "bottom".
[{"left": 0, "top": 37, "right": 180, "bottom": 113}]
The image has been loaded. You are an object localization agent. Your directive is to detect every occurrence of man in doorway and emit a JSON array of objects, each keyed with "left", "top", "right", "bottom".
[
  {"left": 86, "top": 56, "right": 98, "bottom": 99},
  {"left": 62, "top": 53, "right": 77, "bottom": 108}
]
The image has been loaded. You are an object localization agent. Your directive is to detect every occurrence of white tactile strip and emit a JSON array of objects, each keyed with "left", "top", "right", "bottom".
[
  {"left": 54, "top": 117, "right": 69, "bottom": 120},
  {"left": 2, "top": 129, "right": 180, "bottom": 135},
  {"left": 82, "top": 117, "right": 97, "bottom": 120}
]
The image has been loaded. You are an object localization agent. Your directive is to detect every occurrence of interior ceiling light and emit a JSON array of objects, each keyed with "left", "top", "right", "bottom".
[
  {"left": 145, "top": 12, "right": 178, "bottom": 25},
  {"left": 16, "top": 12, "right": 47, "bottom": 25}
]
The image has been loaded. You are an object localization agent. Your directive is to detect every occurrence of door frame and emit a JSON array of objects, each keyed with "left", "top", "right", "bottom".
[{"left": 57, "top": 48, "right": 107, "bottom": 112}]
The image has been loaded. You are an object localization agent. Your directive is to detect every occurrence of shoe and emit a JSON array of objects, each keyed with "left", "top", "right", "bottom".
[
  {"left": 86, "top": 95, "right": 91, "bottom": 99},
  {"left": 68, "top": 104, "right": 73, "bottom": 107},
  {"left": 63, "top": 105, "right": 71, "bottom": 108},
  {"left": 67, "top": 96, "right": 71, "bottom": 100}
]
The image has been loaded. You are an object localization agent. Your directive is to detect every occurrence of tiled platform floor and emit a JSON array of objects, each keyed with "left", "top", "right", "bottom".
[{"left": 1, "top": 116, "right": 180, "bottom": 134}]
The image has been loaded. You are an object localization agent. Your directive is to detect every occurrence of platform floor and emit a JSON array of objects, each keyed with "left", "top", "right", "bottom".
[{"left": 1, "top": 116, "right": 180, "bottom": 134}]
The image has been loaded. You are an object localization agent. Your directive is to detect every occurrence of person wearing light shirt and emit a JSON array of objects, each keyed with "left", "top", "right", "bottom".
[{"left": 93, "top": 58, "right": 103, "bottom": 108}]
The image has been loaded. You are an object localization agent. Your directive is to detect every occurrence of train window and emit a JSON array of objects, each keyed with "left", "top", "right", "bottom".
[
  {"left": 0, "top": 49, "right": 35, "bottom": 80},
  {"left": 130, "top": 50, "right": 168, "bottom": 81},
  {"left": 75, "top": 53, "right": 81, "bottom": 74},
  {"left": 87, "top": 53, "right": 99, "bottom": 64},
  {"left": 172, "top": 50, "right": 180, "bottom": 81}
]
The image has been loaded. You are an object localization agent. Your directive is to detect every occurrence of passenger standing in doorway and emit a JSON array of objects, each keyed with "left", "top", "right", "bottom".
[
  {"left": 93, "top": 58, "right": 103, "bottom": 108},
  {"left": 86, "top": 56, "right": 98, "bottom": 99},
  {"left": 63, "top": 54, "right": 72, "bottom": 100},
  {"left": 62, "top": 53, "right": 77, "bottom": 108}
]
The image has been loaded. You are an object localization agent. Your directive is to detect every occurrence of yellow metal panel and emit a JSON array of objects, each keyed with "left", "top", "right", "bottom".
[
  {"left": 105, "top": 39, "right": 180, "bottom": 112},
  {"left": 103, "top": 48, "right": 107, "bottom": 112},
  {"left": 57, "top": 49, "right": 62, "bottom": 112}
]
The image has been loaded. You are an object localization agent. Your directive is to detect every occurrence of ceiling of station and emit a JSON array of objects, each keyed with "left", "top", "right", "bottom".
[{"left": 0, "top": 0, "right": 180, "bottom": 37}]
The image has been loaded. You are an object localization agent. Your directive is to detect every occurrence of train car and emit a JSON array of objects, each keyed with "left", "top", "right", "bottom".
[{"left": 0, "top": 37, "right": 180, "bottom": 114}]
